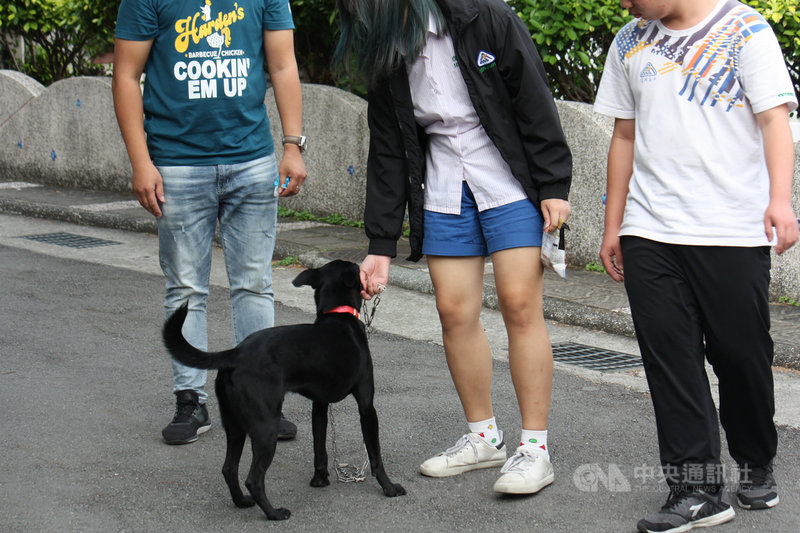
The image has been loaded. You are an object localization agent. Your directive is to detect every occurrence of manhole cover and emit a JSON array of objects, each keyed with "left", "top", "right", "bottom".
[
  {"left": 19, "top": 232, "right": 122, "bottom": 249},
  {"left": 552, "top": 342, "right": 642, "bottom": 371}
]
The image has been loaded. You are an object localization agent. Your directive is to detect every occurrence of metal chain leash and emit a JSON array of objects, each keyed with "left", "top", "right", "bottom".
[
  {"left": 360, "top": 292, "right": 381, "bottom": 335},
  {"left": 327, "top": 289, "right": 383, "bottom": 483},
  {"left": 328, "top": 404, "right": 369, "bottom": 483}
]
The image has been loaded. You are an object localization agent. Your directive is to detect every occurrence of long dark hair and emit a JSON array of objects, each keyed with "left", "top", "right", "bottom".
[{"left": 334, "top": 0, "right": 445, "bottom": 87}]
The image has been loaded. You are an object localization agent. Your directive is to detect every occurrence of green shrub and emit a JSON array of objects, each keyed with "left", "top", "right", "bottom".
[
  {"left": 289, "top": 0, "right": 369, "bottom": 97},
  {"left": 512, "top": 0, "right": 800, "bottom": 103},
  {"left": 290, "top": 0, "right": 338, "bottom": 85},
  {"left": 273, "top": 255, "right": 300, "bottom": 267},
  {"left": 278, "top": 206, "right": 364, "bottom": 228},
  {"left": 585, "top": 260, "right": 607, "bottom": 273},
  {"left": 2, "top": 1, "right": 796, "bottom": 104},
  {"left": 509, "top": 0, "right": 631, "bottom": 102},
  {"left": 0, "top": 0, "right": 117, "bottom": 85},
  {"left": 744, "top": 0, "right": 800, "bottom": 105}
]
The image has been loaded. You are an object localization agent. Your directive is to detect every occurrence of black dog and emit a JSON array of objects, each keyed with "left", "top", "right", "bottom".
[{"left": 162, "top": 260, "right": 405, "bottom": 520}]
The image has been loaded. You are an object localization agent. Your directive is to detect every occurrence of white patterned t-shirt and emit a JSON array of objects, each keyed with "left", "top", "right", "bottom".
[{"left": 594, "top": 0, "right": 797, "bottom": 246}]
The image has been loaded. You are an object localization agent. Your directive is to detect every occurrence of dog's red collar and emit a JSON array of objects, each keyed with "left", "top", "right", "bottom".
[{"left": 322, "top": 305, "right": 360, "bottom": 319}]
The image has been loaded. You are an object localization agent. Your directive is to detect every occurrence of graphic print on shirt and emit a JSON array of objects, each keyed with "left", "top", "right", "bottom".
[
  {"left": 639, "top": 62, "right": 658, "bottom": 83},
  {"left": 172, "top": 0, "right": 250, "bottom": 100},
  {"left": 615, "top": 0, "right": 772, "bottom": 111}
]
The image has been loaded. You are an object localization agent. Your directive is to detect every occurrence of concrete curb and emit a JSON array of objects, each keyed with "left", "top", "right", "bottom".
[{"left": 2, "top": 194, "right": 799, "bottom": 371}]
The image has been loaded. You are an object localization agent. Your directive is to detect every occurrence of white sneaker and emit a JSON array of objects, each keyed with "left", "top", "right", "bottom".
[
  {"left": 420, "top": 432, "right": 507, "bottom": 478},
  {"left": 493, "top": 446, "right": 554, "bottom": 494}
]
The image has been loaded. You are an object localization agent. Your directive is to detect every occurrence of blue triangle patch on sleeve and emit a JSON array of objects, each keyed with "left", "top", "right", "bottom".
[{"left": 476, "top": 50, "right": 496, "bottom": 67}]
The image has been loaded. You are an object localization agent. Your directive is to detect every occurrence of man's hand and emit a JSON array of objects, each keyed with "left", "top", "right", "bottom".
[
  {"left": 764, "top": 200, "right": 799, "bottom": 255},
  {"left": 277, "top": 145, "right": 307, "bottom": 197},
  {"left": 599, "top": 233, "right": 624, "bottom": 282},
  {"left": 132, "top": 161, "right": 165, "bottom": 217},
  {"left": 756, "top": 105, "right": 797, "bottom": 255}
]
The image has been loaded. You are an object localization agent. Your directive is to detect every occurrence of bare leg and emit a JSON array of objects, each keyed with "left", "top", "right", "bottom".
[
  {"left": 427, "top": 256, "right": 493, "bottom": 423},
  {"left": 491, "top": 247, "right": 552, "bottom": 430}
]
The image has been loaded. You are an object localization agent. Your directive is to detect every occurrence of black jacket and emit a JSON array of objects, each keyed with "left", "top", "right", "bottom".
[{"left": 364, "top": 0, "right": 572, "bottom": 261}]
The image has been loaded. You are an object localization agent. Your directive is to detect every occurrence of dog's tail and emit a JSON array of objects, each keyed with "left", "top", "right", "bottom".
[{"left": 162, "top": 304, "right": 240, "bottom": 370}]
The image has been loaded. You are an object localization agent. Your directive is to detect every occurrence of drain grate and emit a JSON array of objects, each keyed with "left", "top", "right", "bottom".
[
  {"left": 552, "top": 342, "right": 642, "bottom": 371},
  {"left": 19, "top": 232, "right": 122, "bottom": 249}
]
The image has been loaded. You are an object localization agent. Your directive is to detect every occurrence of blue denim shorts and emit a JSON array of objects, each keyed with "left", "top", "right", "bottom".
[{"left": 422, "top": 182, "right": 543, "bottom": 257}]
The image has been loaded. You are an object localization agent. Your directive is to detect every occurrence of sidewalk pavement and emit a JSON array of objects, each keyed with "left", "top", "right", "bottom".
[{"left": 2, "top": 179, "right": 799, "bottom": 370}]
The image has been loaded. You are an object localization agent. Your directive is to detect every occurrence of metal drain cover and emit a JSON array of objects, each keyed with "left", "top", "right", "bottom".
[
  {"left": 20, "top": 232, "right": 122, "bottom": 249},
  {"left": 552, "top": 342, "right": 642, "bottom": 371}
]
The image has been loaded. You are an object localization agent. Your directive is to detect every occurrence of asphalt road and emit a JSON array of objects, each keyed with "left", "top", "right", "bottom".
[{"left": 1, "top": 215, "right": 799, "bottom": 532}]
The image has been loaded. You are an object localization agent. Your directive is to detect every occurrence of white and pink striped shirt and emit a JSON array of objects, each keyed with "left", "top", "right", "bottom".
[{"left": 405, "top": 16, "right": 527, "bottom": 215}]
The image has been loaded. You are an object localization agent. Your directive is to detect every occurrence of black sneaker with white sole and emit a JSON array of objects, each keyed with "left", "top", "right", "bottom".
[
  {"left": 162, "top": 390, "right": 211, "bottom": 445},
  {"left": 637, "top": 488, "right": 735, "bottom": 533},
  {"left": 737, "top": 463, "right": 779, "bottom": 510},
  {"left": 278, "top": 413, "right": 297, "bottom": 440}
]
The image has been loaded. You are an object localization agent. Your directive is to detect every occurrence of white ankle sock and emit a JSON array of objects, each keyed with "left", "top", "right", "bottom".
[
  {"left": 520, "top": 429, "right": 549, "bottom": 459},
  {"left": 468, "top": 417, "right": 502, "bottom": 446}
]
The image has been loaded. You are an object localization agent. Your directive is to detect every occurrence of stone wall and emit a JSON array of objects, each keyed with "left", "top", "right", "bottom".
[
  {"left": 0, "top": 72, "right": 131, "bottom": 191},
  {"left": 266, "top": 83, "right": 369, "bottom": 222},
  {"left": 1, "top": 70, "right": 798, "bottom": 299}
]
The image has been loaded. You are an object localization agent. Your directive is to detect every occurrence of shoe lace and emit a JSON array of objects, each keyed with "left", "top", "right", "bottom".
[
  {"left": 662, "top": 491, "right": 690, "bottom": 512},
  {"left": 659, "top": 489, "right": 709, "bottom": 515},
  {"left": 661, "top": 488, "right": 721, "bottom": 513},
  {"left": 441, "top": 434, "right": 479, "bottom": 458},
  {"left": 171, "top": 399, "right": 198, "bottom": 424},
  {"left": 500, "top": 447, "right": 540, "bottom": 474}
]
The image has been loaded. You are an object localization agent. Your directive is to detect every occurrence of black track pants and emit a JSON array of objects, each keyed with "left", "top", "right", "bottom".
[{"left": 621, "top": 237, "right": 776, "bottom": 488}]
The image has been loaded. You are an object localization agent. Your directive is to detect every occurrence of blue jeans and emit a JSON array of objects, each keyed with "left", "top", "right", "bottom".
[{"left": 157, "top": 155, "right": 279, "bottom": 402}]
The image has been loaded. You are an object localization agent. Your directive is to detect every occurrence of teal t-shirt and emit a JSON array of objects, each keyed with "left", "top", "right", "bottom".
[{"left": 115, "top": 0, "right": 295, "bottom": 166}]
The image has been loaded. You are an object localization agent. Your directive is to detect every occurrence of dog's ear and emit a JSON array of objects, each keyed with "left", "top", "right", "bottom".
[
  {"left": 292, "top": 268, "right": 321, "bottom": 288},
  {"left": 340, "top": 269, "right": 359, "bottom": 288}
]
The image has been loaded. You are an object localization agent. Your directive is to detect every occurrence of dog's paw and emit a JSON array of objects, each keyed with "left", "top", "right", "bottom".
[
  {"left": 233, "top": 495, "right": 255, "bottom": 508},
  {"left": 383, "top": 483, "right": 406, "bottom": 497},
  {"left": 310, "top": 472, "right": 330, "bottom": 487},
  {"left": 266, "top": 507, "right": 292, "bottom": 521}
]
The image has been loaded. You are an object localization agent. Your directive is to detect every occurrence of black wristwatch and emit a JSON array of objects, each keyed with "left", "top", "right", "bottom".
[{"left": 282, "top": 135, "right": 307, "bottom": 153}]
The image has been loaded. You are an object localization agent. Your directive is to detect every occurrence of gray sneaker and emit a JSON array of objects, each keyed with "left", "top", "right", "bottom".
[
  {"left": 637, "top": 488, "right": 734, "bottom": 532},
  {"left": 737, "top": 463, "right": 779, "bottom": 510},
  {"left": 162, "top": 390, "right": 211, "bottom": 445}
]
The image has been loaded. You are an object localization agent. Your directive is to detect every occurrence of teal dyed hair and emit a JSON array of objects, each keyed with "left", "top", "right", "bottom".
[{"left": 334, "top": 0, "right": 445, "bottom": 87}]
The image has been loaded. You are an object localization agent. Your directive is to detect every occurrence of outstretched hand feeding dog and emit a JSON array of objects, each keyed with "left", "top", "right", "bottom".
[{"left": 162, "top": 260, "right": 405, "bottom": 521}]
